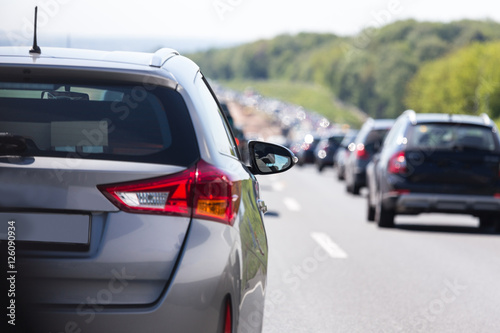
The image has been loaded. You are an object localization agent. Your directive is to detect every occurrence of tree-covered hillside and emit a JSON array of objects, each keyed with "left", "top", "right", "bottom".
[
  {"left": 406, "top": 41, "right": 500, "bottom": 118},
  {"left": 189, "top": 20, "right": 500, "bottom": 120}
]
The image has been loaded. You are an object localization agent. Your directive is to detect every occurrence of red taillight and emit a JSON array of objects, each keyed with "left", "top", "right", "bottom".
[
  {"left": 301, "top": 143, "right": 311, "bottom": 151},
  {"left": 356, "top": 143, "right": 369, "bottom": 159},
  {"left": 234, "top": 137, "right": 240, "bottom": 146},
  {"left": 98, "top": 160, "right": 241, "bottom": 225},
  {"left": 193, "top": 160, "right": 241, "bottom": 224},
  {"left": 388, "top": 151, "right": 408, "bottom": 174},
  {"left": 224, "top": 299, "right": 232, "bottom": 333},
  {"left": 98, "top": 166, "right": 195, "bottom": 216}
]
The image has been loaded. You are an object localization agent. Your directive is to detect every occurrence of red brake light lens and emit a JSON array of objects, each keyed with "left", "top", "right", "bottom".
[
  {"left": 356, "top": 143, "right": 369, "bottom": 159},
  {"left": 98, "top": 167, "right": 195, "bottom": 216},
  {"left": 98, "top": 160, "right": 241, "bottom": 225},
  {"left": 224, "top": 299, "right": 232, "bottom": 333},
  {"left": 388, "top": 151, "right": 408, "bottom": 174},
  {"left": 193, "top": 160, "right": 241, "bottom": 224}
]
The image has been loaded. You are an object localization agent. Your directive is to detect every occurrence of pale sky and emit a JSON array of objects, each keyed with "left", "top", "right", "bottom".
[{"left": 1, "top": 0, "right": 500, "bottom": 45}]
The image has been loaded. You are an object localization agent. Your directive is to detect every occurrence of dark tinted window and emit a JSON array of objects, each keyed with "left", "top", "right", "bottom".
[
  {"left": 0, "top": 82, "right": 198, "bottom": 165},
  {"left": 408, "top": 123, "right": 497, "bottom": 151},
  {"left": 364, "top": 129, "right": 389, "bottom": 153},
  {"left": 328, "top": 135, "right": 344, "bottom": 146}
]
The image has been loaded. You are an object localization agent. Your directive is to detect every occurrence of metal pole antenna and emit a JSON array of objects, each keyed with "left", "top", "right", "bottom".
[{"left": 29, "top": 6, "right": 41, "bottom": 54}]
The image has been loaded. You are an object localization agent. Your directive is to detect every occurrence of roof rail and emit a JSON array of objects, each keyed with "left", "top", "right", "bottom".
[
  {"left": 403, "top": 109, "right": 417, "bottom": 125},
  {"left": 480, "top": 113, "right": 491, "bottom": 125},
  {"left": 149, "top": 48, "right": 180, "bottom": 68},
  {"left": 364, "top": 117, "right": 374, "bottom": 125}
]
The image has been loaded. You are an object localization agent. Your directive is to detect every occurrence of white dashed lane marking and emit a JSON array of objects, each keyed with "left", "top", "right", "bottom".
[
  {"left": 272, "top": 181, "right": 285, "bottom": 192},
  {"left": 283, "top": 197, "right": 301, "bottom": 212},
  {"left": 310, "top": 232, "right": 348, "bottom": 259}
]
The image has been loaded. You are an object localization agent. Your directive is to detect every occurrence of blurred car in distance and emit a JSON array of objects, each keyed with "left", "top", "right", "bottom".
[
  {"left": 334, "top": 130, "right": 359, "bottom": 180},
  {"left": 314, "top": 133, "right": 345, "bottom": 172},
  {"left": 366, "top": 148, "right": 381, "bottom": 221},
  {"left": 295, "top": 134, "right": 320, "bottom": 166},
  {"left": 345, "top": 118, "right": 394, "bottom": 194},
  {"left": 368, "top": 110, "right": 500, "bottom": 230},
  {"left": 0, "top": 45, "right": 296, "bottom": 332}
]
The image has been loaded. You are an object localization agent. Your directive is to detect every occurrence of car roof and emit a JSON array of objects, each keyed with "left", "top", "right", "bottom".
[
  {"left": 364, "top": 118, "right": 395, "bottom": 129},
  {"left": 411, "top": 113, "right": 493, "bottom": 127},
  {"left": 0, "top": 46, "right": 198, "bottom": 85},
  {"left": 0, "top": 46, "right": 175, "bottom": 67}
]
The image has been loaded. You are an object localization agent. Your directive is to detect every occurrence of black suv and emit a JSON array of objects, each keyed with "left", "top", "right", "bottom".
[
  {"left": 368, "top": 110, "right": 500, "bottom": 230},
  {"left": 344, "top": 118, "right": 394, "bottom": 194}
]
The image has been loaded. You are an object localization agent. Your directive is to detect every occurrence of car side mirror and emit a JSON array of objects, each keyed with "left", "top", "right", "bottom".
[{"left": 248, "top": 140, "right": 297, "bottom": 175}]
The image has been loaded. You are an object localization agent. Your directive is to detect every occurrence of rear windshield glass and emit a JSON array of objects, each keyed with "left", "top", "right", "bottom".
[
  {"left": 408, "top": 123, "right": 497, "bottom": 151},
  {"left": 328, "top": 136, "right": 344, "bottom": 146},
  {"left": 364, "top": 129, "right": 389, "bottom": 153},
  {"left": 0, "top": 82, "right": 198, "bottom": 165}
]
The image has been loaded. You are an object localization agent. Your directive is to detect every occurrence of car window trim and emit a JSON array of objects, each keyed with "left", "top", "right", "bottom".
[{"left": 200, "top": 73, "right": 242, "bottom": 161}]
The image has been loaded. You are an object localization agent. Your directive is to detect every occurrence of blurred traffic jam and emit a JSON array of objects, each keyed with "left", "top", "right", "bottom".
[{"left": 214, "top": 83, "right": 500, "bottom": 233}]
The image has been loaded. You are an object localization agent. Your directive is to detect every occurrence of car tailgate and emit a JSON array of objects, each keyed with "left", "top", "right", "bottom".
[
  {"left": 0, "top": 157, "right": 190, "bottom": 305},
  {"left": 405, "top": 149, "right": 500, "bottom": 195}
]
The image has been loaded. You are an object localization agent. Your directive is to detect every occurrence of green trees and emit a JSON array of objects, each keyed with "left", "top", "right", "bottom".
[
  {"left": 189, "top": 20, "right": 500, "bottom": 120},
  {"left": 406, "top": 42, "right": 500, "bottom": 118}
]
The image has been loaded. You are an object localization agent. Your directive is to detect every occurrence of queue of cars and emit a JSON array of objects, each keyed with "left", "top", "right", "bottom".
[
  {"left": 338, "top": 110, "right": 500, "bottom": 232},
  {"left": 0, "top": 46, "right": 296, "bottom": 332},
  {"left": 2, "top": 41, "right": 499, "bottom": 333},
  {"left": 292, "top": 132, "right": 347, "bottom": 172}
]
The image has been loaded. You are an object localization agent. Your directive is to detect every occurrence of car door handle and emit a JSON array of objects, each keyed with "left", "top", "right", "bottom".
[{"left": 257, "top": 199, "right": 267, "bottom": 214}]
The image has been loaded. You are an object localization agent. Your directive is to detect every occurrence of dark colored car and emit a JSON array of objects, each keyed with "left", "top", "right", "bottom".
[
  {"left": 345, "top": 119, "right": 394, "bottom": 194},
  {"left": 334, "top": 130, "right": 358, "bottom": 180},
  {"left": 296, "top": 135, "right": 320, "bottom": 166},
  {"left": 314, "top": 133, "right": 345, "bottom": 172},
  {"left": 0, "top": 46, "right": 296, "bottom": 332},
  {"left": 368, "top": 110, "right": 500, "bottom": 230}
]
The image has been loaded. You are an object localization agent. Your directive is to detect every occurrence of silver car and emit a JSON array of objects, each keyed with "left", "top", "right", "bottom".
[{"left": 0, "top": 46, "right": 295, "bottom": 332}]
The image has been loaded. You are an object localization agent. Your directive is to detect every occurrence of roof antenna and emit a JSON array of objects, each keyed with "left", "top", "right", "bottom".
[{"left": 29, "top": 6, "right": 41, "bottom": 54}]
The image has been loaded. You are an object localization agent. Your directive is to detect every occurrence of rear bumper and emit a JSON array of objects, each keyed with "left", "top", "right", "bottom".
[
  {"left": 18, "top": 219, "right": 266, "bottom": 333},
  {"left": 353, "top": 169, "right": 367, "bottom": 187},
  {"left": 383, "top": 193, "right": 500, "bottom": 216}
]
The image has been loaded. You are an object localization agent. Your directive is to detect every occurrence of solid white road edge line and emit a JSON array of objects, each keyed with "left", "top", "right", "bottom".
[{"left": 310, "top": 232, "right": 348, "bottom": 259}]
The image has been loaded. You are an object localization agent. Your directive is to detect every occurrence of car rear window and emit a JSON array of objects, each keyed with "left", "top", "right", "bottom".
[
  {"left": 364, "top": 129, "right": 389, "bottom": 153},
  {"left": 408, "top": 123, "right": 498, "bottom": 151},
  {"left": 0, "top": 82, "right": 198, "bottom": 165},
  {"left": 328, "top": 136, "right": 344, "bottom": 145}
]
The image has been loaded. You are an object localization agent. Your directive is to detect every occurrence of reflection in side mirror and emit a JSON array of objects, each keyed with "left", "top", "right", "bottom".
[{"left": 248, "top": 140, "right": 297, "bottom": 175}]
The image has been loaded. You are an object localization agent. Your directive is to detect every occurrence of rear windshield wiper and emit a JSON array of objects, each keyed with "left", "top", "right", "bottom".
[{"left": 0, "top": 133, "right": 27, "bottom": 155}]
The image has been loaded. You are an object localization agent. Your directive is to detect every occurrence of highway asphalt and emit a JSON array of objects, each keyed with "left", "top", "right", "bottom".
[{"left": 258, "top": 165, "right": 500, "bottom": 333}]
